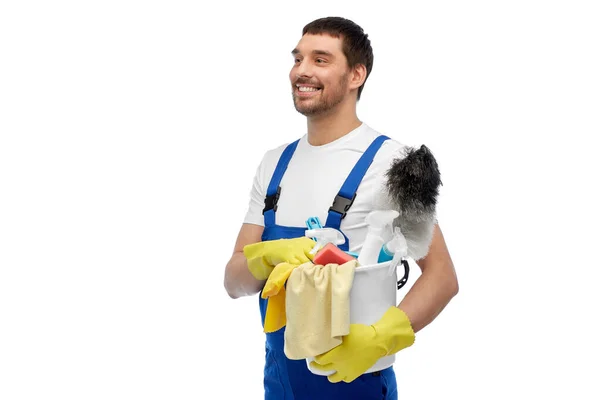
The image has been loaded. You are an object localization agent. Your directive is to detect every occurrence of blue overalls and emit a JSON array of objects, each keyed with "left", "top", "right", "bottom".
[{"left": 259, "top": 135, "right": 399, "bottom": 400}]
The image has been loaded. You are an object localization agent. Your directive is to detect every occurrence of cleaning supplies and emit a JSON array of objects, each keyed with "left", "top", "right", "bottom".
[
  {"left": 313, "top": 243, "right": 356, "bottom": 265},
  {"left": 305, "top": 227, "right": 346, "bottom": 255},
  {"left": 305, "top": 216, "right": 324, "bottom": 230},
  {"left": 378, "top": 227, "right": 408, "bottom": 263},
  {"left": 305, "top": 216, "right": 357, "bottom": 257},
  {"left": 261, "top": 261, "right": 305, "bottom": 333},
  {"left": 243, "top": 237, "right": 316, "bottom": 280},
  {"left": 378, "top": 226, "right": 410, "bottom": 285},
  {"left": 357, "top": 210, "right": 400, "bottom": 266},
  {"left": 284, "top": 260, "right": 357, "bottom": 360},
  {"left": 383, "top": 144, "right": 441, "bottom": 260},
  {"left": 305, "top": 227, "right": 355, "bottom": 265},
  {"left": 308, "top": 252, "right": 401, "bottom": 377}
]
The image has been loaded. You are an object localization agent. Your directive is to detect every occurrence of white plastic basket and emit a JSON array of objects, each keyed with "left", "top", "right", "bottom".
[{"left": 306, "top": 260, "right": 398, "bottom": 376}]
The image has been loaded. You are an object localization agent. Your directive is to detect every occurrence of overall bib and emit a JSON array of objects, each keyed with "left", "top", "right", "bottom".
[{"left": 259, "top": 135, "right": 398, "bottom": 400}]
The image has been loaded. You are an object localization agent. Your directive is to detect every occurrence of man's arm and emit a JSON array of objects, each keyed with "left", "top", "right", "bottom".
[
  {"left": 397, "top": 223, "right": 459, "bottom": 333},
  {"left": 224, "top": 223, "right": 265, "bottom": 299}
]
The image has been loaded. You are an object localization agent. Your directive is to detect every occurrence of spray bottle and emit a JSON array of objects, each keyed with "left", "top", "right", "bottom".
[
  {"left": 378, "top": 226, "right": 408, "bottom": 263},
  {"left": 305, "top": 227, "right": 346, "bottom": 255},
  {"left": 379, "top": 226, "right": 409, "bottom": 277},
  {"left": 357, "top": 210, "right": 400, "bottom": 266}
]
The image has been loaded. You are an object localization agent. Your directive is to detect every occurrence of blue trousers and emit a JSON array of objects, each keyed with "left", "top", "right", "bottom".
[{"left": 263, "top": 329, "right": 398, "bottom": 399}]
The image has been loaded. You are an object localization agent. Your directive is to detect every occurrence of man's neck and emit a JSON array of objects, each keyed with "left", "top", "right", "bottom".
[{"left": 306, "top": 104, "right": 362, "bottom": 146}]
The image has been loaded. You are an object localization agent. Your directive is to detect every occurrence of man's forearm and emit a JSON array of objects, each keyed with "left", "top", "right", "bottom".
[
  {"left": 397, "top": 265, "right": 458, "bottom": 333},
  {"left": 224, "top": 251, "right": 265, "bottom": 299}
]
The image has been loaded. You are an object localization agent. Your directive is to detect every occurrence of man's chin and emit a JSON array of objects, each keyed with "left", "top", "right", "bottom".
[
  {"left": 294, "top": 100, "right": 321, "bottom": 117},
  {"left": 295, "top": 106, "right": 321, "bottom": 117}
]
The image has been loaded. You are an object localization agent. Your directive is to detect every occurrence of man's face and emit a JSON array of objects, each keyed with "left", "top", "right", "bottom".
[{"left": 289, "top": 34, "right": 351, "bottom": 117}]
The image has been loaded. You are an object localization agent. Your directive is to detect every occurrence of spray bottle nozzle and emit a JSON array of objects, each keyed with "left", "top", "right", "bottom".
[
  {"left": 365, "top": 210, "right": 400, "bottom": 235},
  {"left": 305, "top": 227, "right": 346, "bottom": 255}
]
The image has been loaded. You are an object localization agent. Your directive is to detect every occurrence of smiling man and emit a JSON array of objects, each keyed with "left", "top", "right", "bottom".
[
  {"left": 224, "top": 16, "right": 458, "bottom": 400},
  {"left": 291, "top": 34, "right": 356, "bottom": 119}
]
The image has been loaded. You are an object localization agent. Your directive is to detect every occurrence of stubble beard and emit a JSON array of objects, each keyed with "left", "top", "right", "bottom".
[{"left": 292, "top": 73, "right": 349, "bottom": 117}]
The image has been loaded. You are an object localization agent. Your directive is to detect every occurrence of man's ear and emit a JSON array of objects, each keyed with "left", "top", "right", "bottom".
[{"left": 349, "top": 64, "right": 367, "bottom": 91}]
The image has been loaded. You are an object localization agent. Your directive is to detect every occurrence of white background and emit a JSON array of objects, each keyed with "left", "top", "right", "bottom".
[{"left": 1, "top": 1, "right": 599, "bottom": 399}]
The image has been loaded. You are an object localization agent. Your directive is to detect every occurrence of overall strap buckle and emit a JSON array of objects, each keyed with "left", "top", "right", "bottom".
[
  {"left": 263, "top": 186, "right": 281, "bottom": 214},
  {"left": 328, "top": 193, "right": 357, "bottom": 220}
]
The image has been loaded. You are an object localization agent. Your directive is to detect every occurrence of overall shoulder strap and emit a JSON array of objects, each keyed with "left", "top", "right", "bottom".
[
  {"left": 325, "top": 135, "right": 390, "bottom": 231},
  {"left": 262, "top": 139, "right": 300, "bottom": 227}
]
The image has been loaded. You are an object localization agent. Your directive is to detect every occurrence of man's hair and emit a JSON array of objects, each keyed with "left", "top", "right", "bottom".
[{"left": 302, "top": 16, "right": 374, "bottom": 101}]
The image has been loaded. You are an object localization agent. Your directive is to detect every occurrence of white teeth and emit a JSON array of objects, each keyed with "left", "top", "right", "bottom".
[{"left": 298, "top": 86, "right": 319, "bottom": 92}]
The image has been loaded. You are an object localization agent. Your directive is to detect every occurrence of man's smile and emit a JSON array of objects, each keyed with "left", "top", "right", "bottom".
[{"left": 295, "top": 84, "right": 322, "bottom": 97}]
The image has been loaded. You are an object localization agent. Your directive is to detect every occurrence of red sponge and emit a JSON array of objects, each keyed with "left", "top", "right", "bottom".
[{"left": 313, "top": 243, "right": 356, "bottom": 265}]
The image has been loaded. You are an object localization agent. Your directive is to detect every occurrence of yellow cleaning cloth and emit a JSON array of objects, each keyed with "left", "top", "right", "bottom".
[
  {"left": 261, "top": 262, "right": 305, "bottom": 333},
  {"left": 263, "top": 285, "right": 288, "bottom": 333},
  {"left": 283, "top": 260, "right": 357, "bottom": 360}
]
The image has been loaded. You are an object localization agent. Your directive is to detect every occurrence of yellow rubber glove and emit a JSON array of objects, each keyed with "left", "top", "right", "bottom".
[
  {"left": 262, "top": 262, "right": 300, "bottom": 298},
  {"left": 310, "top": 306, "right": 415, "bottom": 383},
  {"left": 243, "top": 237, "right": 316, "bottom": 280},
  {"left": 261, "top": 262, "right": 302, "bottom": 333}
]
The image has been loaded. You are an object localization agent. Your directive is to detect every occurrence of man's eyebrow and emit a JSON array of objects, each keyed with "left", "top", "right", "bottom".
[
  {"left": 312, "top": 50, "right": 334, "bottom": 57},
  {"left": 291, "top": 49, "right": 334, "bottom": 57}
]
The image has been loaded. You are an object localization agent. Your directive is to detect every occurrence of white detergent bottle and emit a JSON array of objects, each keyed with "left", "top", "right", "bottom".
[{"left": 357, "top": 210, "right": 400, "bottom": 266}]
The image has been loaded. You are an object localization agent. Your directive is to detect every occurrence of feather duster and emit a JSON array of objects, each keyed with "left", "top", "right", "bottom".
[{"left": 383, "top": 145, "right": 442, "bottom": 260}]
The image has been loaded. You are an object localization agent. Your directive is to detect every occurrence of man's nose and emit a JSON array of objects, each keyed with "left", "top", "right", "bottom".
[{"left": 295, "top": 60, "right": 312, "bottom": 78}]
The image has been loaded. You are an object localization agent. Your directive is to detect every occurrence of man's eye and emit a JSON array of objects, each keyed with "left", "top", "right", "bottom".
[
  {"left": 294, "top": 58, "right": 301, "bottom": 63},
  {"left": 316, "top": 58, "right": 326, "bottom": 63}
]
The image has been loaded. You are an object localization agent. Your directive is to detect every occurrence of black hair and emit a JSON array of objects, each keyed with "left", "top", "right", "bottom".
[{"left": 302, "top": 17, "right": 374, "bottom": 100}]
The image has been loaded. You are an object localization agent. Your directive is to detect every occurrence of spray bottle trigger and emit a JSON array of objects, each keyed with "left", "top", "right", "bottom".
[
  {"left": 305, "top": 227, "right": 345, "bottom": 255},
  {"left": 305, "top": 216, "right": 323, "bottom": 231}
]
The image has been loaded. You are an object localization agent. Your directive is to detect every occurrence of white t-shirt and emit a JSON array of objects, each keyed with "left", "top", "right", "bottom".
[{"left": 243, "top": 123, "right": 408, "bottom": 253}]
